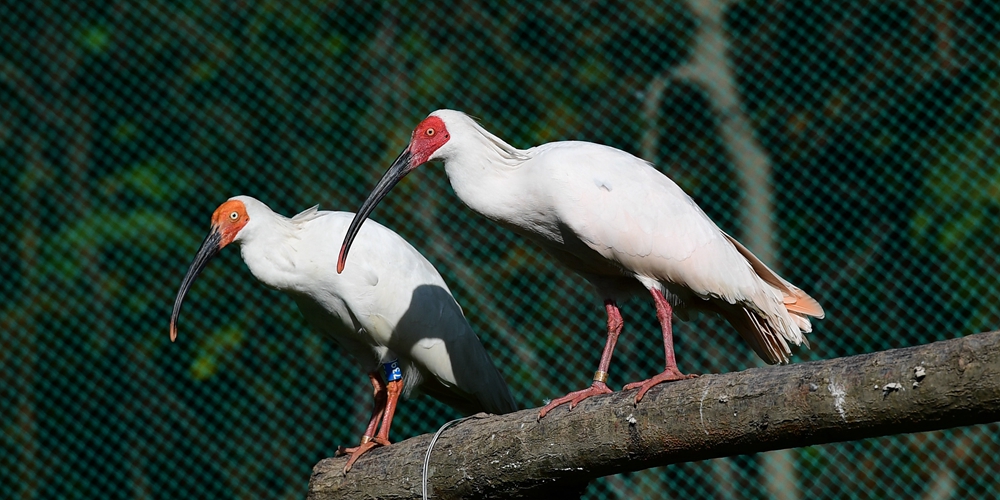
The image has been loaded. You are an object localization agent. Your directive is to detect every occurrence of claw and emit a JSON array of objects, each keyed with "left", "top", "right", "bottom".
[
  {"left": 343, "top": 441, "right": 378, "bottom": 473},
  {"left": 623, "top": 369, "right": 698, "bottom": 404},
  {"left": 538, "top": 382, "right": 613, "bottom": 419},
  {"left": 337, "top": 436, "right": 393, "bottom": 473}
]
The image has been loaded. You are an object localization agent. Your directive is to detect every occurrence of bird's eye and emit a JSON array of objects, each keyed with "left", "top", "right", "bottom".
[
  {"left": 426, "top": 128, "right": 435, "bottom": 137},
  {"left": 230, "top": 211, "right": 239, "bottom": 220}
]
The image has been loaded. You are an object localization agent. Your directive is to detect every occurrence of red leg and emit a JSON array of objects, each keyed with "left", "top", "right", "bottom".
[
  {"left": 343, "top": 377, "right": 402, "bottom": 473},
  {"left": 365, "top": 374, "right": 389, "bottom": 441},
  {"left": 342, "top": 372, "right": 388, "bottom": 448},
  {"left": 375, "top": 378, "right": 402, "bottom": 443},
  {"left": 337, "top": 372, "right": 389, "bottom": 461},
  {"left": 538, "top": 300, "right": 623, "bottom": 419},
  {"left": 623, "top": 289, "right": 697, "bottom": 403}
]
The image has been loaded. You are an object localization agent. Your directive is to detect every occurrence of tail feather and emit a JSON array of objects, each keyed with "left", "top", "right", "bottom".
[
  {"left": 720, "top": 232, "right": 825, "bottom": 362},
  {"left": 725, "top": 298, "right": 818, "bottom": 363},
  {"left": 723, "top": 232, "right": 826, "bottom": 320},
  {"left": 789, "top": 312, "right": 814, "bottom": 336},
  {"left": 783, "top": 288, "right": 825, "bottom": 318},
  {"left": 718, "top": 304, "right": 793, "bottom": 365}
]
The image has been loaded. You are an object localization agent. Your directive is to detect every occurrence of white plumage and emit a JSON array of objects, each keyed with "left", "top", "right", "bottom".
[
  {"left": 339, "top": 109, "right": 823, "bottom": 417},
  {"left": 171, "top": 195, "right": 515, "bottom": 471}
]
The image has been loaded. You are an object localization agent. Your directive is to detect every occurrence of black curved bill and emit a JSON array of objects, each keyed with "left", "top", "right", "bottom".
[
  {"left": 170, "top": 229, "right": 223, "bottom": 342},
  {"left": 337, "top": 148, "right": 414, "bottom": 273}
]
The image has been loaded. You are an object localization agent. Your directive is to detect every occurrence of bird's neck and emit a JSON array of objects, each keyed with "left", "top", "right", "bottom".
[
  {"left": 443, "top": 137, "right": 530, "bottom": 223},
  {"left": 237, "top": 217, "right": 300, "bottom": 291}
]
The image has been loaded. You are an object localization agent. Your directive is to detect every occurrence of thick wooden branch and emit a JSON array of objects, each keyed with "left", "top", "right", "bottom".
[{"left": 308, "top": 331, "right": 1000, "bottom": 499}]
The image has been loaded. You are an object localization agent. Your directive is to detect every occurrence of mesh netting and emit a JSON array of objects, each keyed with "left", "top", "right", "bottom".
[{"left": 3, "top": 0, "right": 999, "bottom": 498}]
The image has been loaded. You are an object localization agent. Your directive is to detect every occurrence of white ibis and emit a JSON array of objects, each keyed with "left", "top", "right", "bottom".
[
  {"left": 338, "top": 110, "right": 824, "bottom": 418},
  {"left": 170, "top": 195, "right": 517, "bottom": 471}
]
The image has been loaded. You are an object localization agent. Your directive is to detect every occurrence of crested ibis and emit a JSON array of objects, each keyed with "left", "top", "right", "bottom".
[
  {"left": 338, "top": 110, "right": 824, "bottom": 418},
  {"left": 171, "top": 195, "right": 517, "bottom": 471}
]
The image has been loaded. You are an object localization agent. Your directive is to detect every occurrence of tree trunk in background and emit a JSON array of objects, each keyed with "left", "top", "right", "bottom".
[
  {"left": 645, "top": 0, "right": 788, "bottom": 497},
  {"left": 13, "top": 130, "right": 44, "bottom": 500},
  {"left": 7, "top": 3, "right": 87, "bottom": 495}
]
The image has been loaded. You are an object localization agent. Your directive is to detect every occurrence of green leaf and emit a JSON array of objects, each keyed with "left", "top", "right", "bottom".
[
  {"left": 189, "top": 60, "right": 219, "bottom": 83},
  {"left": 41, "top": 209, "right": 197, "bottom": 283},
  {"left": 937, "top": 209, "right": 984, "bottom": 251},
  {"left": 190, "top": 323, "right": 246, "bottom": 381},
  {"left": 111, "top": 121, "right": 139, "bottom": 142},
  {"left": 413, "top": 56, "right": 453, "bottom": 101},
  {"left": 912, "top": 78, "right": 1000, "bottom": 250},
  {"left": 322, "top": 34, "right": 348, "bottom": 58},
  {"left": 100, "top": 159, "right": 195, "bottom": 203},
  {"left": 80, "top": 25, "right": 111, "bottom": 53}
]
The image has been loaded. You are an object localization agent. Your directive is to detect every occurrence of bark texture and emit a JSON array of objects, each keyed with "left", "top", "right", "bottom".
[{"left": 309, "top": 331, "right": 1000, "bottom": 499}]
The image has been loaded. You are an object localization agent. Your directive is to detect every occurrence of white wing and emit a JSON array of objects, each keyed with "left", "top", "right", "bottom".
[
  {"left": 295, "top": 212, "right": 517, "bottom": 414},
  {"left": 528, "top": 142, "right": 823, "bottom": 363}
]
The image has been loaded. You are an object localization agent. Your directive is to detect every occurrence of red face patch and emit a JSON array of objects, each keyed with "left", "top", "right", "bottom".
[
  {"left": 210, "top": 199, "right": 250, "bottom": 247},
  {"left": 408, "top": 116, "right": 450, "bottom": 166}
]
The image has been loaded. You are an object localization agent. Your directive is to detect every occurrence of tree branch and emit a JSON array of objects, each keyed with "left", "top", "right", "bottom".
[
  {"left": 660, "top": 1, "right": 790, "bottom": 496},
  {"left": 309, "top": 330, "right": 1000, "bottom": 499}
]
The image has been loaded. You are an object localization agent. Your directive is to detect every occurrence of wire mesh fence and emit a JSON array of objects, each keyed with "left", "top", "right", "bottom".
[{"left": 3, "top": 0, "right": 1000, "bottom": 498}]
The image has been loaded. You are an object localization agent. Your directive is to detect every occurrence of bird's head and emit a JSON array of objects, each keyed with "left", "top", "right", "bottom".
[
  {"left": 169, "top": 198, "right": 252, "bottom": 342},
  {"left": 408, "top": 114, "right": 453, "bottom": 166},
  {"left": 210, "top": 198, "right": 252, "bottom": 247},
  {"left": 337, "top": 110, "right": 463, "bottom": 273}
]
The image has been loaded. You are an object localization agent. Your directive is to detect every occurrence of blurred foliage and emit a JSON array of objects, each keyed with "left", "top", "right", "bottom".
[{"left": 2, "top": 0, "right": 1000, "bottom": 498}]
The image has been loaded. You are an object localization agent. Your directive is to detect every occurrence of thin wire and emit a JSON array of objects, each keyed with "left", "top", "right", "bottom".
[{"left": 422, "top": 414, "right": 484, "bottom": 500}]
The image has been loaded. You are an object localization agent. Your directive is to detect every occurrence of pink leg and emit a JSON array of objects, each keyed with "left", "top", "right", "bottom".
[
  {"left": 538, "top": 300, "right": 623, "bottom": 419},
  {"left": 339, "top": 372, "right": 394, "bottom": 473},
  {"left": 342, "top": 377, "right": 402, "bottom": 473},
  {"left": 623, "top": 289, "right": 698, "bottom": 403},
  {"left": 374, "top": 378, "right": 403, "bottom": 444}
]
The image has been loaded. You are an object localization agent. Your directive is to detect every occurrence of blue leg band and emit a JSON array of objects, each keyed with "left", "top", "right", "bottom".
[{"left": 383, "top": 360, "right": 402, "bottom": 382}]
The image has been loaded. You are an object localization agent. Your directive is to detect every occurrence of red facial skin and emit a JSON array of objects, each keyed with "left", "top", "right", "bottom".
[
  {"left": 211, "top": 199, "right": 250, "bottom": 247},
  {"left": 408, "top": 116, "right": 451, "bottom": 167}
]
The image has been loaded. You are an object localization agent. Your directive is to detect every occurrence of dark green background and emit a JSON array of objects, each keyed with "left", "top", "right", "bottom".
[{"left": 3, "top": 0, "right": 998, "bottom": 498}]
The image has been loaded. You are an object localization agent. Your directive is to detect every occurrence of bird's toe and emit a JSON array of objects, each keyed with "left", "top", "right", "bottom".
[
  {"left": 341, "top": 441, "right": 383, "bottom": 474},
  {"left": 538, "top": 382, "right": 613, "bottom": 419},
  {"left": 624, "top": 369, "right": 698, "bottom": 403}
]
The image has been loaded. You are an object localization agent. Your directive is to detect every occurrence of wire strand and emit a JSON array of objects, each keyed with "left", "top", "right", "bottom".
[{"left": 423, "top": 413, "right": 488, "bottom": 500}]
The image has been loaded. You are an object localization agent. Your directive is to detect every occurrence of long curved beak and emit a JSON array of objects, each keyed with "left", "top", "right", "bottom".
[
  {"left": 170, "top": 229, "right": 223, "bottom": 342},
  {"left": 337, "top": 147, "right": 414, "bottom": 273}
]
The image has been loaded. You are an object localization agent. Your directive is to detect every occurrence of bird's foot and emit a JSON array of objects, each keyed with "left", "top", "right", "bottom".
[
  {"left": 623, "top": 368, "right": 698, "bottom": 404},
  {"left": 336, "top": 437, "right": 392, "bottom": 473},
  {"left": 335, "top": 436, "right": 392, "bottom": 456},
  {"left": 538, "top": 382, "right": 613, "bottom": 419}
]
